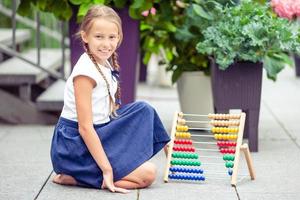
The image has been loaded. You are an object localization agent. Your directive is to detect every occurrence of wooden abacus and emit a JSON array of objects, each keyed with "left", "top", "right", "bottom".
[{"left": 164, "top": 111, "right": 255, "bottom": 186}]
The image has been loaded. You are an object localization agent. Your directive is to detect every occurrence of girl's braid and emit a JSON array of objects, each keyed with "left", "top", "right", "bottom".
[
  {"left": 84, "top": 43, "right": 117, "bottom": 116},
  {"left": 111, "top": 52, "right": 121, "bottom": 106}
]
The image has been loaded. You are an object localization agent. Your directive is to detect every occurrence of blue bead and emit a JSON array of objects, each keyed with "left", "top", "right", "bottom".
[{"left": 228, "top": 169, "right": 233, "bottom": 176}]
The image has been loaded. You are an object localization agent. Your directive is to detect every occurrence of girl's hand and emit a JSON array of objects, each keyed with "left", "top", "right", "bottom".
[{"left": 101, "top": 170, "right": 130, "bottom": 194}]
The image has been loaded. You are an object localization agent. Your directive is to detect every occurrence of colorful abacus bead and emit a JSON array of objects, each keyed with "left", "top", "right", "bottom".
[
  {"left": 172, "top": 152, "right": 199, "bottom": 159},
  {"left": 210, "top": 120, "right": 240, "bottom": 126},
  {"left": 211, "top": 127, "right": 239, "bottom": 134},
  {"left": 220, "top": 148, "right": 236, "bottom": 154},
  {"left": 225, "top": 161, "right": 234, "bottom": 168},
  {"left": 176, "top": 125, "right": 189, "bottom": 132},
  {"left": 174, "top": 139, "right": 193, "bottom": 145},
  {"left": 169, "top": 167, "right": 204, "bottom": 174},
  {"left": 217, "top": 141, "right": 237, "bottom": 147},
  {"left": 228, "top": 169, "right": 233, "bottom": 176},
  {"left": 175, "top": 132, "right": 191, "bottom": 138},
  {"left": 173, "top": 146, "right": 195, "bottom": 152},
  {"left": 223, "top": 154, "right": 235, "bottom": 161},
  {"left": 214, "top": 134, "right": 238, "bottom": 140},
  {"left": 208, "top": 113, "right": 241, "bottom": 119},
  {"left": 168, "top": 174, "right": 205, "bottom": 181},
  {"left": 177, "top": 118, "right": 186, "bottom": 125},
  {"left": 171, "top": 160, "right": 201, "bottom": 166}
]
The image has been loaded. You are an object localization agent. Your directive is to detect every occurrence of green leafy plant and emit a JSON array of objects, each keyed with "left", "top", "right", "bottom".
[
  {"left": 17, "top": 0, "right": 157, "bottom": 21},
  {"left": 196, "top": 0, "right": 300, "bottom": 81},
  {"left": 140, "top": 0, "right": 238, "bottom": 83}
]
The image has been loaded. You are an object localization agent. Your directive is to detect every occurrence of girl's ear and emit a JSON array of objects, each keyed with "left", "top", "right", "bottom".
[{"left": 81, "top": 31, "right": 88, "bottom": 43}]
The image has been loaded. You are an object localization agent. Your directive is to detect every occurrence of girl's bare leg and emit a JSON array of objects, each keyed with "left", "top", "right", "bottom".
[
  {"left": 113, "top": 161, "right": 157, "bottom": 189},
  {"left": 52, "top": 174, "right": 77, "bottom": 186},
  {"left": 53, "top": 161, "right": 157, "bottom": 189}
]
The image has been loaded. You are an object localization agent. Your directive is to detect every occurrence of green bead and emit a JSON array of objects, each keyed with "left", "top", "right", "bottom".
[
  {"left": 230, "top": 155, "right": 235, "bottom": 161},
  {"left": 225, "top": 161, "right": 234, "bottom": 168}
]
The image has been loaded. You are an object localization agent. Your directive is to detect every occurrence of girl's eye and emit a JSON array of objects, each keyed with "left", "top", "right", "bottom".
[
  {"left": 96, "top": 35, "right": 104, "bottom": 39},
  {"left": 110, "top": 35, "right": 117, "bottom": 39}
]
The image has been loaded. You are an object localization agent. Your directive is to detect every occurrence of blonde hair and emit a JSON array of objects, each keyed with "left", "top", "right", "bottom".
[
  {"left": 79, "top": 5, "right": 123, "bottom": 47},
  {"left": 79, "top": 5, "right": 123, "bottom": 117}
]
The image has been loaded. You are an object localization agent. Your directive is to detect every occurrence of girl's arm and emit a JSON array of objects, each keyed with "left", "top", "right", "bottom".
[{"left": 73, "top": 75, "right": 128, "bottom": 193}]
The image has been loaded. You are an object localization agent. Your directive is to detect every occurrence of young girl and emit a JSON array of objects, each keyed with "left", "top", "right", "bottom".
[{"left": 50, "top": 5, "right": 170, "bottom": 194}]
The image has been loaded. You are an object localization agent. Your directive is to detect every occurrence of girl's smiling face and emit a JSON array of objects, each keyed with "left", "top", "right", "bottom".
[{"left": 81, "top": 18, "right": 120, "bottom": 65}]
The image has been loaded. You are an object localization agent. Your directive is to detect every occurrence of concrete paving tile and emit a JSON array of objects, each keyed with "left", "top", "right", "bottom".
[
  {"left": 0, "top": 164, "right": 52, "bottom": 200},
  {"left": 139, "top": 184, "right": 238, "bottom": 200},
  {"left": 238, "top": 192, "right": 300, "bottom": 200},
  {"left": 36, "top": 174, "right": 137, "bottom": 200},
  {"left": 143, "top": 151, "right": 238, "bottom": 200},
  {"left": 236, "top": 140, "right": 300, "bottom": 194},
  {"left": 0, "top": 126, "right": 54, "bottom": 200}
]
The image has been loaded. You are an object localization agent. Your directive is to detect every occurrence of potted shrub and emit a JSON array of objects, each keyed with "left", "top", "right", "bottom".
[
  {"left": 196, "top": 0, "right": 300, "bottom": 151},
  {"left": 140, "top": 0, "right": 237, "bottom": 115},
  {"left": 270, "top": 0, "right": 300, "bottom": 76}
]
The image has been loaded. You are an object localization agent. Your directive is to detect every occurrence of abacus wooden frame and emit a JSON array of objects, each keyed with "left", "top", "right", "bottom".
[{"left": 163, "top": 111, "right": 256, "bottom": 186}]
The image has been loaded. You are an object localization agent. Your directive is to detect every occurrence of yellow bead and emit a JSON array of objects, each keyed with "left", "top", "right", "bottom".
[
  {"left": 184, "top": 126, "right": 189, "bottom": 131},
  {"left": 211, "top": 127, "right": 215, "bottom": 133}
]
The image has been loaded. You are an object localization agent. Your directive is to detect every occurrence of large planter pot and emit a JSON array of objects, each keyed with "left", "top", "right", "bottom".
[
  {"left": 177, "top": 71, "right": 213, "bottom": 123},
  {"left": 294, "top": 54, "right": 300, "bottom": 77},
  {"left": 211, "top": 61, "right": 263, "bottom": 152}
]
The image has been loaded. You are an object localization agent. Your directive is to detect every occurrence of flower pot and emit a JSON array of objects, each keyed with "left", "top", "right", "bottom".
[
  {"left": 294, "top": 54, "right": 300, "bottom": 77},
  {"left": 211, "top": 60, "right": 263, "bottom": 152},
  {"left": 177, "top": 71, "right": 213, "bottom": 125}
]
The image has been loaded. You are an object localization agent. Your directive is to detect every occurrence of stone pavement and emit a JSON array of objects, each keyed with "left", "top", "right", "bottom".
[{"left": 0, "top": 67, "right": 300, "bottom": 200}]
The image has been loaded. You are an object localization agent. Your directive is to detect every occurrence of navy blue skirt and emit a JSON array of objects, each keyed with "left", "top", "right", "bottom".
[{"left": 50, "top": 101, "right": 170, "bottom": 189}]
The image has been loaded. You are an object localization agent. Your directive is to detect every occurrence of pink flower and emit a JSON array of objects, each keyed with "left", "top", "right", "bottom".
[
  {"left": 271, "top": 0, "right": 300, "bottom": 20},
  {"left": 141, "top": 7, "right": 156, "bottom": 17},
  {"left": 150, "top": 7, "right": 156, "bottom": 15},
  {"left": 142, "top": 10, "right": 149, "bottom": 17}
]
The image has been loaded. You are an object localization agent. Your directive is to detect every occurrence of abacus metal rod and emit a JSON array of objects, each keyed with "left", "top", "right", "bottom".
[
  {"left": 204, "top": 172, "right": 250, "bottom": 177},
  {"left": 198, "top": 155, "right": 225, "bottom": 159},
  {"left": 180, "top": 113, "right": 208, "bottom": 117},
  {"left": 194, "top": 148, "right": 220, "bottom": 152},
  {"left": 190, "top": 134, "right": 214, "bottom": 138},
  {"left": 192, "top": 141, "right": 217, "bottom": 145},
  {"left": 182, "top": 120, "right": 209, "bottom": 123},
  {"left": 188, "top": 127, "right": 211, "bottom": 131}
]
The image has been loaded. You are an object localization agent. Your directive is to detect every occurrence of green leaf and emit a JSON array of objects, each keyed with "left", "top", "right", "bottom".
[
  {"left": 165, "top": 48, "right": 173, "bottom": 61},
  {"left": 192, "top": 4, "right": 212, "bottom": 20},
  {"left": 17, "top": 0, "right": 32, "bottom": 16},
  {"left": 113, "top": 0, "right": 127, "bottom": 8},
  {"left": 161, "top": 22, "right": 177, "bottom": 33},
  {"left": 128, "top": 6, "right": 140, "bottom": 19},
  {"left": 143, "top": 51, "right": 152, "bottom": 64},
  {"left": 131, "top": 0, "right": 146, "bottom": 9},
  {"left": 69, "top": 0, "right": 87, "bottom": 5},
  {"left": 36, "top": 0, "right": 48, "bottom": 10},
  {"left": 78, "top": 2, "right": 94, "bottom": 18},
  {"left": 263, "top": 54, "right": 286, "bottom": 81},
  {"left": 171, "top": 66, "right": 183, "bottom": 84},
  {"left": 93, "top": 0, "right": 105, "bottom": 4}
]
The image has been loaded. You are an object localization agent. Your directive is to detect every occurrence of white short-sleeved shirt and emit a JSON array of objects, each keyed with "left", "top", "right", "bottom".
[{"left": 61, "top": 53, "right": 118, "bottom": 124}]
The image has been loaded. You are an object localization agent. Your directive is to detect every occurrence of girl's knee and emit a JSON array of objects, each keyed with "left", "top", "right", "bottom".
[{"left": 140, "top": 162, "right": 157, "bottom": 187}]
